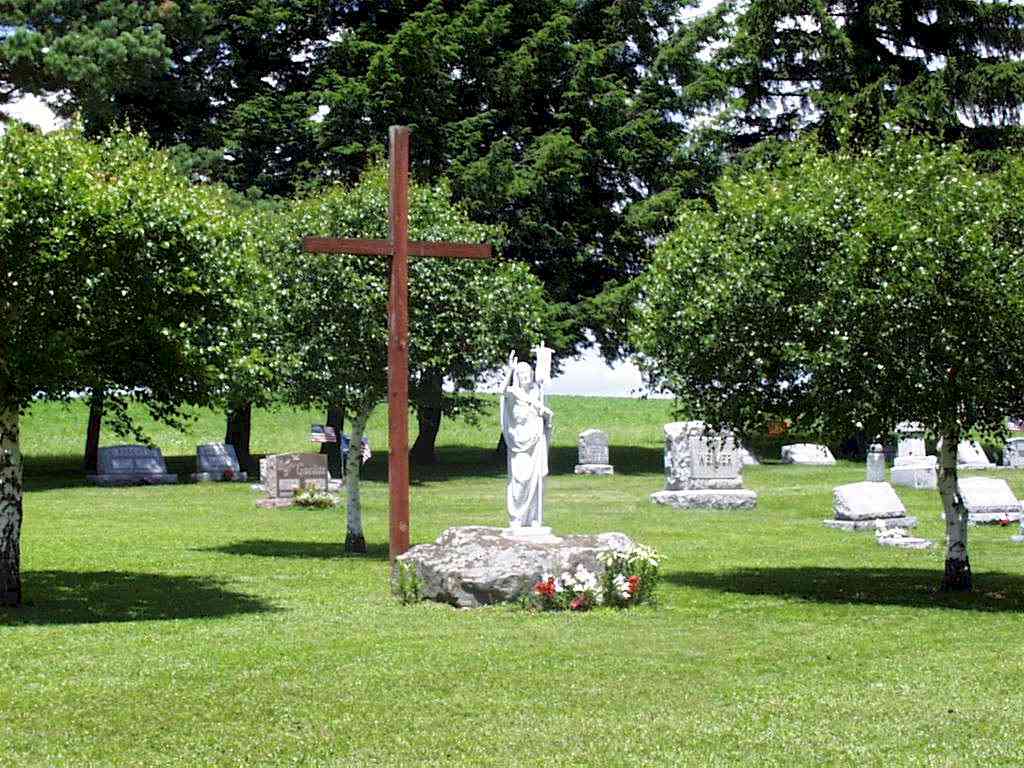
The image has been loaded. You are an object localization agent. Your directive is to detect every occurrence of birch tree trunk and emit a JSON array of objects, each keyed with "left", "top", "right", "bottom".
[
  {"left": 0, "top": 405, "right": 23, "bottom": 606},
  {"left": 344, "top": 405, "right": 371, "bottom": 554},
  {"left": 939, "top": 432, "right": 972, "bottom": 592}
]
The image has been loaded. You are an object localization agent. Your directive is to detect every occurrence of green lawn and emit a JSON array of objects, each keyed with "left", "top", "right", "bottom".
[{"left": 4, "top": 397, "right": 1024, "bottom": 766}]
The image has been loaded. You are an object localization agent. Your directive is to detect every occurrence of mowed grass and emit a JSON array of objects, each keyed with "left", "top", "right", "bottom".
[{"left": 4, "top": 397, "right": 1024, "bottom": 766}]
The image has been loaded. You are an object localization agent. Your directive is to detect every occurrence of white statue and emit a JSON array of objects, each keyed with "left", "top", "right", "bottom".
[{"left": 500, "top": 346, "right": 553, "bottom": 529}]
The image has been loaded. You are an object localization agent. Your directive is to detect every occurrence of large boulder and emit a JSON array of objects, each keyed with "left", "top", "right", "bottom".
[{"left": 393, "top": 526, "right": 635, "bottom": 608}]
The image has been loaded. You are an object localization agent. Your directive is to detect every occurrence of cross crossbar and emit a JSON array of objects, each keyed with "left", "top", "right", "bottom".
[{"left": 303, "top": 237, "right": 491, "bottom": 260}]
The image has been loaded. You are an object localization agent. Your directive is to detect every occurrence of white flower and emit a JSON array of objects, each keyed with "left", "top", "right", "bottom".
[{"left": 613, "top": 573, "right": 631, "bottom": 600}]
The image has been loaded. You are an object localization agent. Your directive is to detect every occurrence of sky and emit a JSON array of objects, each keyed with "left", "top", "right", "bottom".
[{"left": 5, "top": 94, "right": 667, "bottom": 398}]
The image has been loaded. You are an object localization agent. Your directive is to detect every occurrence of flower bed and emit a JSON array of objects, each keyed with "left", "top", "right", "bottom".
[{"left": 528, "top": 544, "right": 660, "bottom": 611}]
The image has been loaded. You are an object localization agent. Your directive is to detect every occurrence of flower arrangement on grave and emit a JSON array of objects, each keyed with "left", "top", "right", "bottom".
[
  {"left": 528, "top": 544, "right": 660, "bottom": 612},
  {"left": 293, "top": 486, "right": 339, "bottom": 508},
  {"left": 599, "top": 544, "right": 660, "bottom": 607},
  {"left": 222, "top": 468, "right": 235, "bottom": 481}
]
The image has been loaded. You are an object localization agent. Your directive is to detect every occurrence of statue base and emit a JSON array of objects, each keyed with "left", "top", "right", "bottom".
[{"left": 501, "top": 525, "right": 561, "bottom": 544}]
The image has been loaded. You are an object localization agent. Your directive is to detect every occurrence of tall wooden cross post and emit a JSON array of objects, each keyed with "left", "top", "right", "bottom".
[{"left": 303, "top": 126, "right": 493, "bottom": 560}]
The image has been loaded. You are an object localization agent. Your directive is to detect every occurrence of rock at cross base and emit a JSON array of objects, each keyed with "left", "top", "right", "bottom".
[{"left": 393, "top": 526, "right": 636, "bottom": 608}]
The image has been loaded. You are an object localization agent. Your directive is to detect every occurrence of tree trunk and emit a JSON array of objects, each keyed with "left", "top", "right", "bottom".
[
  {"left": 344, "top": 404, "right": 372, "bottom": 554},
  {"left": 83, "top": 388, "right": 104, "bottom": 473},
  {"left": 938, "top": 432, "right": 972, "bottom": 592},
  {"left": 411, "top": 372, "right": 444, "bottom": 466},
  {"left": 319, "top": 405, "right": 345, "bottom": 479},
  {"left": 224, "top": 402, "right": 253, "bottom": 472},
  {"left": 0, "top": 405, "right": 23, "bottom": 606}
]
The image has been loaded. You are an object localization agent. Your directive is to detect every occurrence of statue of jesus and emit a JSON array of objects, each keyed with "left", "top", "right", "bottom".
[{"left": 500, "top": 348, "right": 553, "bottom": 528}]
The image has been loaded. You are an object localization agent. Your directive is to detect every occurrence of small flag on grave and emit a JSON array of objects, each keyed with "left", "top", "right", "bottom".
[{"left": 310, "top": 425, "right": 337, "bottom": 443}]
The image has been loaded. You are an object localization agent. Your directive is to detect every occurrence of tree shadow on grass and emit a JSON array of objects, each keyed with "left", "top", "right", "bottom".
[
  {"left": 197, "top": 539, "right": 390, "bottom": 561},
  {"left": 666, "top": 567, "right": 1024, "bottom": 613},
  {"left": 1, "top": 570, "right": 277, "bottom": 626}
]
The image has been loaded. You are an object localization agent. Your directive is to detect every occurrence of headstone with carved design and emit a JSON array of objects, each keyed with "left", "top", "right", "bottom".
[
  {"left": 649, "top": 421, "right": 757, "bottom": 509},
  {"left": 192, "top": 443, "right": 248, "bottom": 482},
  {"left": 257, "top": 453, "right": 330, "bottom": 508}
]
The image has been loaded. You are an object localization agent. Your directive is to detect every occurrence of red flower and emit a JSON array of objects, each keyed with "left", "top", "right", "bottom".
[
  {"left": 534, "top": 578, "right": 557, "bottom": 599},
  {"left": 1000, "top": 517, "right": 1011, "bottom": 527},
  {"left": 570, "top": 595, "right": 590, "bottom": 611},
  {"left": 223, "top": 468, "right": 235, "bottom": 481},
  {"left": 627, "top": 575, "right": 641, "bottom": 595}
]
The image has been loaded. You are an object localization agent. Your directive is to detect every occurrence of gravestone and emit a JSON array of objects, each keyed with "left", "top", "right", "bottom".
[
  {"left": 824, "top": 481, "right": 917, "bottom": 531},
  {"left": 257, "top": 453, "right": 330, "bottom": 508},
  {"left": 866, "top": 444, "right": 886, "bottom": 482},
  {"left": 574, "top": 429, "right": 613, "bottom": 476},
  {"left": 87, "top": 445, "right": 177, "bottom": 486},
  {"left": 1003, "top": 437, "right": 1024, "bottom": 468},
  {"left": 875, "top": 526, "right": 933, "bottom": 549},
  {"left": 650, "top": 422, "right": 757, "bottom": 509},
  {"left": 780, "top": 443, "right": 835, "bottom": 465},
  {"left": 955, "top": 439, "right": 994, "bottom": 469},
  {"left": 192, "top": 443, "right": 248, "bottom": 482},
  {"left": 891, "top": 422, "right": 937, "bottom": 490},
  {"left": 956, "top": 477, "right": 1022, "bottom": 524}
]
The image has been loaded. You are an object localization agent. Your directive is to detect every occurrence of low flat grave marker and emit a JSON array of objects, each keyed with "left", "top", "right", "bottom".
[
  {"left": 574, "top": 429, "right": 613, "bottom": 476},
  {"left": 824, "top": 481, "right": 917, "bottom": 531},
  {"left": 88, "top": 445, "right": 178, "bottom": 486},
  {"left": 192, "top": 443, "right": 248, "bottom": 482},
  {"left": 956, "top": 477, "right": 1022, "bottom": 524}
]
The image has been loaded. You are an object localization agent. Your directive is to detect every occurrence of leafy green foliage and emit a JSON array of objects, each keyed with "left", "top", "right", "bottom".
[
  {"left": 0, "top": 125, "right": 249, "bottom": 419},
  {"left": 634, "top": 138, "right": 1024, "bottom": 445},
  {"left": 277, "top": 167, "right": 548, "bottom": 416}
]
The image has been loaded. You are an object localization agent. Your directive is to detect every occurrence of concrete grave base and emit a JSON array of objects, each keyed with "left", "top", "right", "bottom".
[
  {"left": 967, "top": 512, "right": 1022, "bottom": 525},
  {"left": 823, "top": 516, "right": 918, "bottom": 532},
  {"left": 87, "top": 473, "right": 178, "bottom": 486},
  {"left": 574, "top": 464, "right": 614, "bottom": 475},
  {"left": 256, "top": 497, "right": 294, "bottom": 509},
  {"left": 650, "top": 489, "right": 757, "bottom": 509},
  {"left": 394, "top": 526, "right": 636, "bottom": 608},
  {"left": 891, "top": 465, "right": 938, "bottom": 490},
  {"left": 877, "top": 535, "right": 934, "bottom": 550},
  {"left": 192, "top": 471, "right": 249, "bottom": 483}
]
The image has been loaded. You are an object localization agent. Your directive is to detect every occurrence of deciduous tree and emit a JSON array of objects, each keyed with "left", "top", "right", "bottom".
[{"left": 633, "top": 138, "right": 1024, "bottom": 591}]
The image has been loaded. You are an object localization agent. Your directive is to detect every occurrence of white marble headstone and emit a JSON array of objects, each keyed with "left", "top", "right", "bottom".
[
  {"left": 781, "top": 443, "right": 836, "bottom": 465},
  {"left": 833, "top": 481, "right": 907, "bottom": 521}
]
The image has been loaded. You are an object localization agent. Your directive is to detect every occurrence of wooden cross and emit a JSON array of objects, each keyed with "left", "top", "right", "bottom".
[{"left": 303, "top": 126, "right": 493, "bottom": 560}]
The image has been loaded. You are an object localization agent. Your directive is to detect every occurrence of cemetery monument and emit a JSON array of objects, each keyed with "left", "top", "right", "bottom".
[
  {"left": 955, "top": 477, "right": 1023, "bottom": 524},
  {"left": 781, "top": 443, "right": 836, "bottom": 465},
  {"left": 574, "top": 429, "right": 614, "bottom": 475},
  {"left": 87, "top": 445, "right": 178, "bottom": 486},
  {"left": 650, "top": 421, "right": 757, "bottom": 509},
  {"left": 192, "top": 443, "right": 247, "bottom": 482},
  {"left": 1003, "top": 437, "right": 1024, "bottom": 468},
  {"left": 256, "top": 453, "right": 330, "bottom": 508},
  {"left": 890, "top": 422, "right": 938, "bottom": 490}
]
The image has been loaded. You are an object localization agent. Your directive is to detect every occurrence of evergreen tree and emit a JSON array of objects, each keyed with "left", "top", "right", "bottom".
[{"left": 677, "top": 0, "right": 1024, "bottom": 152}]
